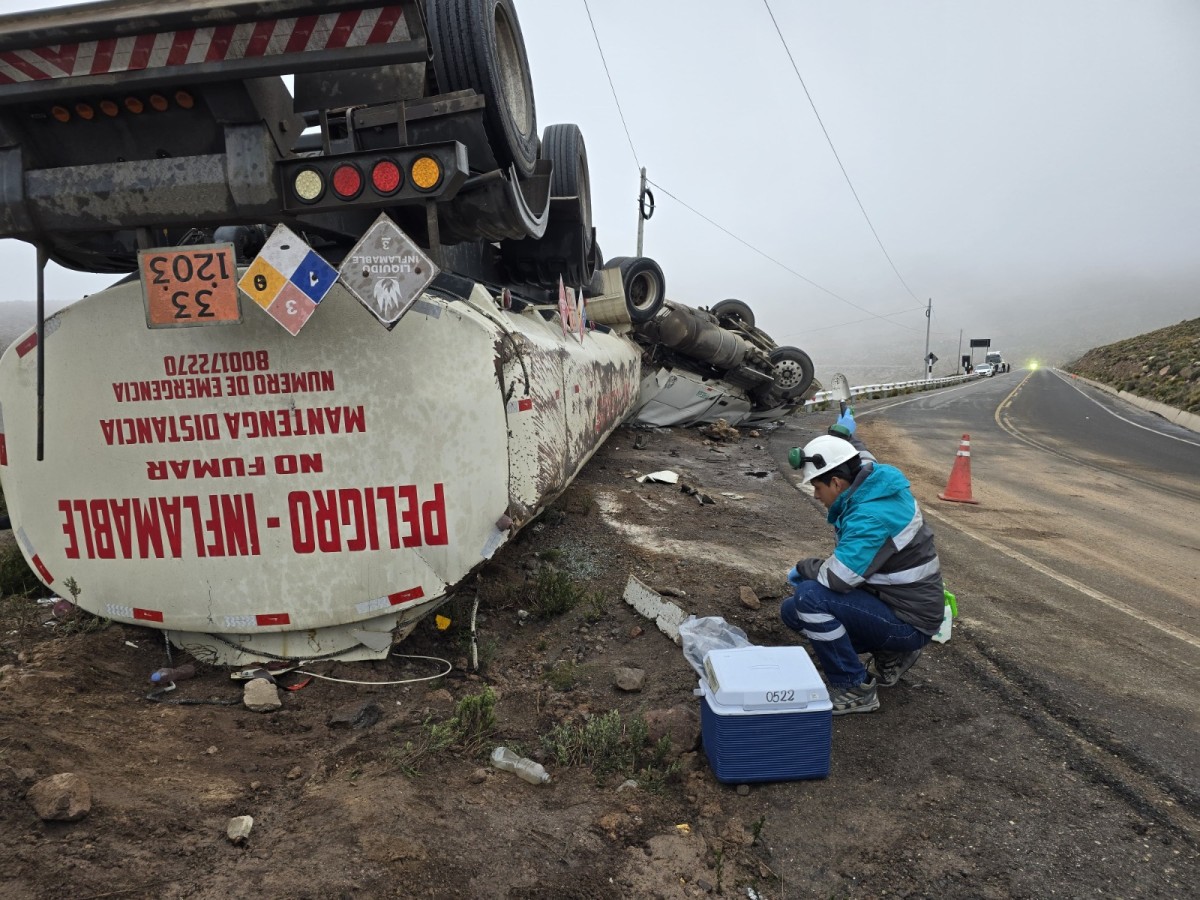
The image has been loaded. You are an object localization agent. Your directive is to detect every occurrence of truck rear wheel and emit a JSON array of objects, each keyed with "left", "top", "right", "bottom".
[
  {"left": 710, "top": 298, "right": 756, "bottom": 329},
  {"left": 499, "top": 123, "right": 594, "bottom": 287},
  {"left": 607, "top": 256, "right": 666, "bottom": 323},
  {"left": 767, "top": 346, "right": 815, "bottom": 400},
  {"left": 427, "top": 0, "right": 539, "bottom": 177}
]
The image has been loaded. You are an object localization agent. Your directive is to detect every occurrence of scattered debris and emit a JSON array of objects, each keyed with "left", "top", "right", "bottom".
[
  {"left": 614, "top": 666, "right": 645, "bottom": 692},
  {"left": 743, "top": 471, "right": 769, "bottom": 478},
  {"left": 739, "top": 587, "right": 761, "bottom": 610},
  {"left": 622, "top": 576, "right": 689, "bottom": 644},
  {"left": 327, "top": 700, "right": 382, "bottom": 729},
  {"left": 26, "top": 773, "right": 91, "bottom": 822},
  {"left": 243, "top": 678, "right": 281, "bottom": 713},
  {"left": 675, "top": 823, "right": 692, "bottom": 835},
  {"left": 657, "top": 587, "right": 687, "bottom": 598},
  {"left": 720, "top": 492, "right": 746, "bottom": 501},
  {"left": 227, "top": 815, "right": 254, "bottom": 844},
  {"left": 636, "top": 470, "right": 679, "bottom": 484},
  {"left": 699, "top": 419, "right": 740, "bottom": 442},
  {"left": 680, "top": 484, "right": 715, "bottom": 505}
]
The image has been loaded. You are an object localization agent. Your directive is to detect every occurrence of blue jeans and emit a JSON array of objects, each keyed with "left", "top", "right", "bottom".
[{"left": 780, "top": 580, "right": 930, "bottom": 687}]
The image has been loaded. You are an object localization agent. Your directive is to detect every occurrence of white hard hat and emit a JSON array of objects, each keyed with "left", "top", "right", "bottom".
[{"left": 791, "top": 434, "right": 859, "bottom": 484}]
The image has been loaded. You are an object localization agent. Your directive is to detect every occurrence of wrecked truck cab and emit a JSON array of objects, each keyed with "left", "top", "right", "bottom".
[{"left": 629, "top": 298, "right": 817, "bottom": 427}]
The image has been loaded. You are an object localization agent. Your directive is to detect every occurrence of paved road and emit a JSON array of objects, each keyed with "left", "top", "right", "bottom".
[{"left": 780, "top": 368, "right": 1200, "bottom": 845}]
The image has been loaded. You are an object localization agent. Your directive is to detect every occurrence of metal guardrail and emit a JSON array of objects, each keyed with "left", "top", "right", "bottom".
[{"left": 804, "top": 373, "right": 977, "bottom": 409}]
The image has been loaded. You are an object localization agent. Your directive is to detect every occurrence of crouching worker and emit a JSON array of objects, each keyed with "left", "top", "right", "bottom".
[{"left": 781, "top": 434, "right": 944, "bottom": 715}]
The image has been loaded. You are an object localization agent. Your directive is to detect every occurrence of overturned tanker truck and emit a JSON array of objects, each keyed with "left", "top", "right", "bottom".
[{"left": 0, "top": 0, "right": 814, "bottom": 662}]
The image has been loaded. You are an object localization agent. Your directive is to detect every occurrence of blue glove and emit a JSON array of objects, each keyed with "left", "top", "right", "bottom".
[
  {"left": 787, "top": 565, "right": 803, "bottom": 589},
  {"left": 835, "top": 408, "right": 856, "bottom": 435}
]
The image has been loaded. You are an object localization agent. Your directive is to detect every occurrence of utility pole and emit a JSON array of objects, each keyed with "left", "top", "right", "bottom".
[
  {"left": 957, "top": 329, "right": 963, "bottom": 373},
  {"left": 636, "top": 167, "right": 647, "bottom": 256},
  {"left": 923, "top": 298, "right": 932, "bottom": 380}
]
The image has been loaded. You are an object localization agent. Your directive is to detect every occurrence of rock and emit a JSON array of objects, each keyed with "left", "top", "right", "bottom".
[
  {"left": 617, "top": 779, "right": 639, "bottom": 792},
  {"left": 739, "top": 586, "right": 761, "bottom": 610},
  {"left": 327, "top": 700, "right": 382, "bottom": 729},
  {"left": 26, "top": 773, "right": 91, "bottom": 822},
  {"left": 425, "top": 688, "right": 453, "bottom": 704},
  {"left": 243, "top": 677, "right": 281, "bottom": 712},
  {"left": 644, "top": 706, "right": 701, "bottom": 757},
  {"left": 736, "top": 784, "right": 751, "bottom": 796},
  {"left": 628, "top": 625, "right": 644, "bottom": 638},
  {"left": 468, "top": 768, "right": 488, "bottom": 784},
  {"left": 205, "top": 745, "right": 218, "bottom": 755},
  {"left": 286, "top": 766, "right": 303, "bottom": 780},
  {"left": 657, "top": 586, "right": 687, "bottom": 598},
  {"left": 227, "top": 815, "right": 254, "bottom": 844},
  {"left": 614, "top": 666, "right": 645, "bottom": 692}
]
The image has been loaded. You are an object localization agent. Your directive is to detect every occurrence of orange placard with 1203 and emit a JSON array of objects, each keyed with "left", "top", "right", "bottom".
[{"left": 139, "top": 244, "right": 242, "bottom": 328}]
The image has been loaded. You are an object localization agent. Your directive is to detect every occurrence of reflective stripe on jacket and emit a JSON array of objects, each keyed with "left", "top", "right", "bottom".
[{"left": 817, "top": 461, "right": 945, "bottom": 634}]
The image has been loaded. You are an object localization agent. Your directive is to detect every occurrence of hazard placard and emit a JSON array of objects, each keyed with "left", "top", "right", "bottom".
[
  {"left": 139, "top": 244, "right": 241, "bottom": 328},
  {"left": 338, "top": 214, "right": 438, "bottom": 329},
  {"left": 238, "top": 226, "right": 337, "bottom": 336}
]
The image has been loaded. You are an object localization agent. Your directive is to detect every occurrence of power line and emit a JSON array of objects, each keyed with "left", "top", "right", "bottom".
[
  {"left": 647, "top": 179, "right": 924, "bottom": 332},
  {"left": 762, "top": 0, "right": 922, "bottom": 303},
  {"left": 580, "top": 0, "right": 926, "bottom": 335},
  {"left": 580, "top": 0, "right": 640, "bottom": 170}
]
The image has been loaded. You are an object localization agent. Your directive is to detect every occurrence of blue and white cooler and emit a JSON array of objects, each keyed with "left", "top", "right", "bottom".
[{"left": 698, "top": 646, "right": 832, "bottom": 783}]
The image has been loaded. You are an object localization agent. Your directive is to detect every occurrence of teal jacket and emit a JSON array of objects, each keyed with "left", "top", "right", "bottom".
[{"left": 799, "top": 461, "right": 944, "bottom": 634}]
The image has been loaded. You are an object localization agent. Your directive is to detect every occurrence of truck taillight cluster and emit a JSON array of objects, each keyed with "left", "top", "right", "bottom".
[
  {"left": 45, "top": 91, "right": 195, "bottom": 123},
  {"left": 279, "top": 143, "right": 468, "bottom": 212}
]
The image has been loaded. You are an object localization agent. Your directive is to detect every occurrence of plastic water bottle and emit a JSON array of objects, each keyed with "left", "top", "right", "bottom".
[
  {"left": 490, "top": 746, "right": 550, "bottom": 784},
  {"left": 932, "top": 589, "right": 957, "bottom": 644},
  {"left": 149, "top": 663, "right": 196, "bottom": 684}
]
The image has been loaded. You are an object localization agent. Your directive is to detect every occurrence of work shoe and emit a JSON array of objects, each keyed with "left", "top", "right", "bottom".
[
  {"left": 868, "top": 648, "right": 923, "bottom": 687},
  {"left": 829, "top": 679, "right": 880, "bottom": 715}
]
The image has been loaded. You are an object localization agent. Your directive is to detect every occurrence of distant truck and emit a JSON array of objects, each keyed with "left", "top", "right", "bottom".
[
  {"left": 985, "top": 350, "right": 1010, "bottom": 373},
  {"left": 0, "top": 0, "right": 814, "bottom": 663}
]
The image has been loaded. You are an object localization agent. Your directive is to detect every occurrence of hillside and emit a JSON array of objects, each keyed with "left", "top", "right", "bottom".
[{"left": 1065, "top": 317, "right": 1200, "bottom": 414}]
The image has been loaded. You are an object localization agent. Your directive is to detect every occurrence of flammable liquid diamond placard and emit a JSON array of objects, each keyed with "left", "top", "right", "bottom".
[{"left": 338, "top": 214, "right": 439, "bottom": 329}]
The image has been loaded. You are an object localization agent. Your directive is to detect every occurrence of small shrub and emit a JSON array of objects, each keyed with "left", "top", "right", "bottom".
[
  {"left": 528, "top": 568, "right": 584, "bottom": 619},
  {"left": 384, "top": 686, "right": 497, "bottom": 777},
  {"left": 544, "top": 660, "right": 578, "bottom": 691},
  {"left": 542, "top": 710, "right": 680, "bottom": 788}
]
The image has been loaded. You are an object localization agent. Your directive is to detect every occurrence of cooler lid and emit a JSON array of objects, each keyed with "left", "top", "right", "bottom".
[{"left": 701, "top": 646, "right": 829, "bottom": 711}]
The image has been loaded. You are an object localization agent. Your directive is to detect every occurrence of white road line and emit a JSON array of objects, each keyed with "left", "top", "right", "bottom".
[
  {"left": 1049, "top": 368, "right": 1200, "bottom": 448},
  {"left": 854, "top": 379, "right": 983, "bottom": 417},
  {"left": 922, "top": 504, "right": 1200, "bottom": 655}
]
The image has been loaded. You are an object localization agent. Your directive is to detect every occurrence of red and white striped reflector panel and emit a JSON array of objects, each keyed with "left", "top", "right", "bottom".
[
  {"left": 223, "top": 612, "right": 293, "bottom": 628},
  {"left": 0, "top": 5, "right": 407, "bottom": 85},
  {"left": 355, "top": 585, "right": 424, "bottom": 615},
  {"left": 104, "top": 604, "right": 164, "bottom": 622}
]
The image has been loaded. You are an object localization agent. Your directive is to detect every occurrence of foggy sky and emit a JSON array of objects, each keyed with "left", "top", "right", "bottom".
[{"left": 1, "top": 0, "right": 1197, "bottom": 381}]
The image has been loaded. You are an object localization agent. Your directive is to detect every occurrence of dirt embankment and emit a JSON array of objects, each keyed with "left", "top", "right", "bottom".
[{"left": 1065, "top": 316, "right": 1200, "bottom": 413}]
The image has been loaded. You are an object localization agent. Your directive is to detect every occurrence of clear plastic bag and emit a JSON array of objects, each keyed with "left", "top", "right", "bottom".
[{"left": 678, "top": 615, "right": 752, "bottom": 677}]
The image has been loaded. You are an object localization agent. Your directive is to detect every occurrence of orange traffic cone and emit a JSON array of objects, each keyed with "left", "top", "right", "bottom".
[{"left": 938, "top": 434, "right": 979, "bottom": 504}]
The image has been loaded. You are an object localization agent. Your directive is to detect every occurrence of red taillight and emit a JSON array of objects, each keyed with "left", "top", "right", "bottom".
[
  {"left": 370, "top": 159, "right": 402, "bottom": 196},
  {"left": 331, "top": 163, "right": 363, "bottom": 200}
]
